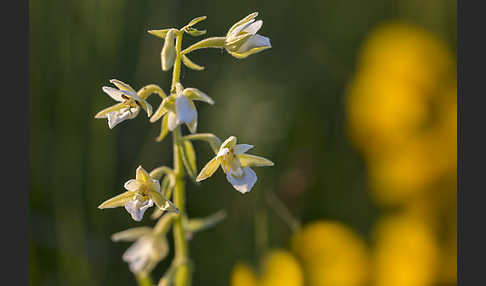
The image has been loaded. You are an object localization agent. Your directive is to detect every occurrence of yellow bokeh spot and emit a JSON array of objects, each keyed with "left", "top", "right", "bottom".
[
  {"left": 372, "top": 215, "right": 439, "bottom": 286},
  {"left": 230, "top": 250, "right": 303, "bottom": 286},
  {"left": 291, "top": 220, "right": 369, "bottom": 286},
  {"left": 368, "top": 137, "right": 436, "bottom": 205},
  {"left": 356, "top": 21, "right": 454, "bottom": 91},
  {"left": 231, "top": 263, "right": 259, "bottom": 286},
  {"left": 260, "top": 250, "right": 304, "bottom": 286},
  {"left": 347, "top": 73, "right": 429, "bottom": 154}
]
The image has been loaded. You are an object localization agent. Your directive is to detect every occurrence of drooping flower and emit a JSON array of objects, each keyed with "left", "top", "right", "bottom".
[
  {"left": 95, "top": 79, "right": 153, "bottom": 129},
  {"left": 98, "top": 166, "right": 177, "bottom": 221},
  {"left": 196, "top": 136, "right": 274, "bottom": 193},
  {"left": 150, "top": 82, "right": 214, "bottom": 137},
  {"left": 224, "top": 12, "right": 272, "bottom": 59},
  {"left": 111, "top": 213, "right": 176, "bottom": 274}
]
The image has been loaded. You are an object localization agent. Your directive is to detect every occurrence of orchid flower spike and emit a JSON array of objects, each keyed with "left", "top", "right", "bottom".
[
  {"left": 95, "top": 79, "right": 153, "bottom": 129},
  {"left": 98, "top": 166, "right": 178, "bottom": 221},
  {"left": 196, "top": 136, "right": 274, "bottom": 193},
  {"left": 150, "top": 82, "right": 214, "bottom": 138},
  {"left": 224, "top": 12, "right": 272, "bottom": 59}
]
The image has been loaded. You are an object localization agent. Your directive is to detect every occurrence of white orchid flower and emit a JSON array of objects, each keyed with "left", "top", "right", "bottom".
[
  {"left": 150, "top": 82, "right": 214, "bottom": 138},
  {"left": 98, "top": 166, "right": 178, "bottom": 221},
  {"left": 95, "top": 79, "right": 153, "bottom": 129},
  {"left": 122, "top": 234, "right": 167, "bottom": 274},
  {"left": 196, "top": 136, "right": 274, "bottom": 193},
  {"left": 224, "top": 12, "right": 271, "bottom": 59},
  {"left": 112, "top": 214, "right": 175, "bottom": 274}
]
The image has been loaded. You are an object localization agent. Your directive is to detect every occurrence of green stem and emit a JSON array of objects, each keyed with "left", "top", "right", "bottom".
[
  {"left": 265, "top": 190, "right": 301, "bottom": 233},
  {"left": 135, "top": 273, "right": 153, "bottom": 286},
  {"left": 171, "top": 31, "right": 184, "bottom": 93},
  {"left": 171, "top": 30, "right": 191, "bottom": 286},
  {"left": 173, "top": 127, "right": 190, "bottom": 286}
]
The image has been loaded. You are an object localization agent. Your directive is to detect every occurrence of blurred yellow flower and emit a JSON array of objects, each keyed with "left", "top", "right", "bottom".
[
  {"left": 231, "top": 263, "right": 258, "bottom": 286},
  {"left": 368, "top": 137, "right": 437, "bottom": 206},
  {"left": 346, "top": 21, "right": 457, "bottom": 207},
  {"left": 260, "top": 250, "right": 304, "bottom": 286},
  {"left": 347, "top": 73, "right": 429, "bottom": 155},
  {"left": 230, "top": 250, "right": 303, "bottom": 286},
  {"left": 291, "top": 220, "right": 369, "bottom": 286},
  {"left": 356, "top": 22, "right": 454, "bottom": 93},
  {"left": 371, "top": 215, "right": 439, "bottom": 286}
]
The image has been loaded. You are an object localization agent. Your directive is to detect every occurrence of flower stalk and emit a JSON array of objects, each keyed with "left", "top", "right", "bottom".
[
  {"left": 172, "top": 127, "right": 190, "bottom": 286},
  {"left": 165, "top": 29, "right": 190, "bottom": 286}
]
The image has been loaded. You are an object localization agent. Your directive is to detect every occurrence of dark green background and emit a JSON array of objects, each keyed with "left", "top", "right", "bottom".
[{"left": 29, "top": 0, "right": 456, "bottom": 285}]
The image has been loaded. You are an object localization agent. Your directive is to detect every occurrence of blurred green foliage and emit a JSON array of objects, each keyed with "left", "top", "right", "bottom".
[{"left": 29, "top": 0, "right": 456, "bottom": 285}]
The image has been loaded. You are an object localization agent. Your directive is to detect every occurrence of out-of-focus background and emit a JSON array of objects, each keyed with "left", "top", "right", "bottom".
[{"left": 29, "top": 0, "right": 457, "bottom": 285}]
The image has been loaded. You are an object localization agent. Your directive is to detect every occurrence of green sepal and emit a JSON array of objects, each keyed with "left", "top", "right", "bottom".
[
  {"left": 183, "top": 133, "right": 221, "bottom": 154},
  {"left": 183, "top": 88, "right": 214, "bottom": 104},
  {"left": 227, "top": 45, "right": 272, "bottom": 59},
  {"left": 237, "top": 154, "right": 274, "bottom": 167},
  {"left": 184, "top": 27, "right": 207, "bottom": 37},
  {"left": 181, "top": 37, "right": 226, "bottom": 55},
  {"left": 160, "top": 173, "right": 175, "bottom": 198},
  {"left": 111, "top": 227, "right": 153, "bottom": 242},
  {"left": 196, "top": 156, "right": 222, "bottom": 182},
  {"left": 147, "top": 28, "right": 172, "bottom": 39},
  {"left": 182, "top": 54, "right": 205, "bottom": 71},
  {"left": 148, "top": 189, "right": 178, "bottom": 214},
  {"left": 183, "top": 210, "right": 226, "bottom": 234},
  {"left": 98, "top": 190, "right": 136, "bottom": 209},
  {"left": 149, "top": 166, "right": 174, "bottom": 180},
  {"left": 156, "top": 114, "right": 170, "bottom": 142},
  {"left": 110, "top": 79, "right": 137, "bottom": 94},
  {"left": 94, "top": 102, "right": 127, "bottom": 118},
  {"left": 179, "top": 140, "right": 198, "bottom": 181},
  {"left": 149, "top": 173, "right": 176, "bottom": 219},
  {"left": 184, "top": 16, "right": 207, "bottom": 28}
]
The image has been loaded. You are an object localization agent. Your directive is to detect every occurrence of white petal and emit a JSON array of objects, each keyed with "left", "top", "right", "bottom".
[
  {"left": 242, "top": 20, "right": 262, "bottom": 35},
  {"left": 102, "top": 86, "right": 143, "bottom": 103},
  {"left": 217, "top": 147, "right": 230, "bottom": 158},
  {"left": 167, "top": 111, "right": 178, "bottom": 131},
  {"left": 220, "top": 136, "right": 237, "bottom": 150},
  {"left": 122, "top": 236, "right": 154, "bottom": 273},
  {"left": 225, "top": 167, "right": 257, "bottom": 194},
  {"left": 233, "top": 144, "right": 254, "bottom": 155},
  {"left": 106, "top": 107, "right": 140, "bottom": 129},
  {"left": 229, "top": 19, "right": 255, "bottom": 40},
  {"left": 103, "top": 86, "right": 125, "bottom": 102},
  {"left": 176, "top": 96, "right": 197, "bottom": 125},
  {"left": 140, "top": 199, "right": 154, "bottom": 212},
  {"left": 124, "top": 179, "right": 142, "bottom": 191},
  {"left": 106, "top": 111, "right": 125, "bottom": 129},
  {"left": 128, "top": 107, "right": 140, "bottom": 119},
  {"left": 124, "top": 199, "right": 154, "bottom": 222},
  {"left": 237, "top": 34, "right": 271, "bottom": 53}
]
